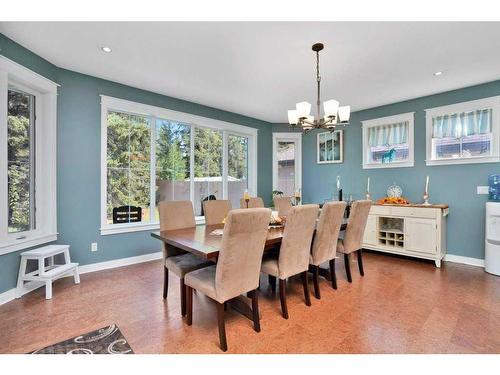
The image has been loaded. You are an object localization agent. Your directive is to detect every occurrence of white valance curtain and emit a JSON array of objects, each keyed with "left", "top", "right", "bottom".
[
  {"left": 432, "top": 108, "right": 492, "bottom": 139},
  {"left": 368, "top": 121, "right": 409, "bottom": 147}
]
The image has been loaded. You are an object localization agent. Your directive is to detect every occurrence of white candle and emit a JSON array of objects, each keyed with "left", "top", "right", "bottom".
[
  {"left": 425, "top": 176, "right": 429, "bottom": 194},
  {"left": 336, "top": 176, "right": 340, "bottom": 190},
  {"left": 367, "top": 177, "right": 370, "bottom": 193}
]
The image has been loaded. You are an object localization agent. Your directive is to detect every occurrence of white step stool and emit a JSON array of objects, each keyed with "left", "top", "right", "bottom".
[{"left": 17, "top": 244, "right": 80, "bottom": 299}]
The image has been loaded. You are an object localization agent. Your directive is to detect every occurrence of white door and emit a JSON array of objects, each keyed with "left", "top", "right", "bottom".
[
  {"left": 272, "top": 133, "right": 302, "bottom": 197},
  {"left": 363, "top": 215, "right": 377, "bottom": 246},
  {"left": 405, "top": 218, "right": 437, "bottom": 254}
]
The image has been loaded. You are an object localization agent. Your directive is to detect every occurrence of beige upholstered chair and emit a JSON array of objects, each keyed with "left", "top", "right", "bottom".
[
  {"left": 203, "top": 200, "right": 232, "bottom": 225},
  {"left": 239, "top": 197, "right": 264, "bottom": 208},
  {"left": 336, "top": 200, "right": 372, "bottom": 282},
  {"left": 261, "top": 204, "right": 319, "bottom": 319},
  {"left": 309, "top": 201, "right": 346, "bottom": 298},
  {"left": 159, "top": 201, "right": 212, "bottom": 316},
  {"left": 185, "top": 208, "right": 271, "bottom": 351},
  {"left": 273, "top": 196, "right": 293, "bottom": 217}
]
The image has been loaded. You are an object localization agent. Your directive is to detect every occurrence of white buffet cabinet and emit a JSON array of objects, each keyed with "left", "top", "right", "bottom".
[{"left": 362, "top": 204, "right": 449, "bottom": 267}]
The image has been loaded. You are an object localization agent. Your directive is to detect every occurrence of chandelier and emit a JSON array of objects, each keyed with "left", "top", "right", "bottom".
[{"left": 287, "top": 43, "right": 350, "bottom": 132}]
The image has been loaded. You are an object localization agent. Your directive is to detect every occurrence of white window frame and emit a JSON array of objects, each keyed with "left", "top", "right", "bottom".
[
  {"left": 362, "top": 112, "right": 415, "bottom": 169},
  {"left": 317, "top": 130, "right": 343, "bottom": 164},
  {"left": 0, "top": 56, "right": 58, "bottom": 255},
  {"left": 100, "top": 95, "right": 258, "bottom": 235},
  {"left": 272, "top": 132, "right": 302, "bottom": 195},
  {"left": 425, "top": 96, "right": 500, "bottom": 166}
]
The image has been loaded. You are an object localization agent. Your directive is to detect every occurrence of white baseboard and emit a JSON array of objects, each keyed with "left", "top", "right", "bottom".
[
  {"left": 78, "top": 251, "right": 162, "bottom": 275},
  {"left": 0, "top": 288, "right": 17, "bottom": 306},
  {"left": 444, "top": 254, "right": 485, "bottom": 268},
  {"left": 0, "top": 251, "right": 162, "bottom": 306}
]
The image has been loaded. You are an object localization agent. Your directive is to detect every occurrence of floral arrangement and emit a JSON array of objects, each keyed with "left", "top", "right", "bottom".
[{"left": 376, "top": 197, "right": 411, "bottom": 205}]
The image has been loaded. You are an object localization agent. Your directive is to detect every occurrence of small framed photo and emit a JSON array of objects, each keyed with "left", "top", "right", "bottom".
[{"left": 317, "top": 130, "right": 343, "bottom": 164}]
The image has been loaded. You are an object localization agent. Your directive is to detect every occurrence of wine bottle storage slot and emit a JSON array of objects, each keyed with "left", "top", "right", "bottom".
[{"left": 378, "top": 216, "right": 405, "bottom": 248}]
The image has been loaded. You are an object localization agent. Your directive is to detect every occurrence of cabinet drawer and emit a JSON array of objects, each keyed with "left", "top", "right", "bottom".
[
  {"left": 391, "top": 207, "right": 437, "bottom": 219},
  {"left": 370, "top": 206, "right": 392, "bottom": 215}
]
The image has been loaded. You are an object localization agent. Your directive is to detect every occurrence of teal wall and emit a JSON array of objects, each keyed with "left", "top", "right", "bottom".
[
  {"left": 287, "top": 79, "right": 500, "bottom": 260},
  {"left": 0, "top": 34, "right": 273, "bottom": 293}
]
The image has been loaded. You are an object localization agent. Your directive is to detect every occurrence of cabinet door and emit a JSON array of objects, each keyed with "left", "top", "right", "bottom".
[
  {"left": 405, "top": 218, "right": 437, "bottom": 254},
  {"left": 363, "top": 215, "right": 377, "bottom": 246}
]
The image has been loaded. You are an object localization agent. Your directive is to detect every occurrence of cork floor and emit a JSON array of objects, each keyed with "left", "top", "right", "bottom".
[{"left": 1, "top": 252, "right": 499, "bottom": 354}]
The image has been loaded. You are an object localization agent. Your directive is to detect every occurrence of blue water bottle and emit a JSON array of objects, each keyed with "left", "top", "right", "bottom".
[{"left": 488, "top": 174, "right": 500, "bottom": 201}]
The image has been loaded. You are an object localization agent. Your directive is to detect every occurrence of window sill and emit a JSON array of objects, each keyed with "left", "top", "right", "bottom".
[
  {"left": 100, "top": 217, "right": 207, "bottom": 236},
  {"left": 363, "top": 161, "right": 414, "bottom": 169},
  {"left": 426, "top": 156, "right": 500, "bottom": 166},
  {"left": 0, "top": 233, "right": 58, "bottom": 256}
]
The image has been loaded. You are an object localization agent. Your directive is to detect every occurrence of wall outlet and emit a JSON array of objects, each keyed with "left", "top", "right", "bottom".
[
  {"left": 477, "top": 186, "right": 489, "bottom": 195},
  {"left": 91, "top": 242, "right": 98, "bottom": 252}
]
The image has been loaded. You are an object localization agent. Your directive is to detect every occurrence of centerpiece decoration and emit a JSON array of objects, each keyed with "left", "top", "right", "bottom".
[{"left": 377, "top": 182, "right": 410, "bottom": 205}]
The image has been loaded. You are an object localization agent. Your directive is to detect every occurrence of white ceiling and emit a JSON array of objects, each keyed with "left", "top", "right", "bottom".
[{"left": 1, "top": 22, "right": 500, "bottom": 123}]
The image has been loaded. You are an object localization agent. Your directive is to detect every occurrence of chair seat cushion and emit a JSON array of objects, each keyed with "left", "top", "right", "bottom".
[
  {"left": 184, "top": 265, "right": 218, "bottom": 301},
  {"left": 261, "top": 257, "right": 279, "bottom": 278},
  {"left": 165, "top": 253, "right": 212, "bottom": 278}
]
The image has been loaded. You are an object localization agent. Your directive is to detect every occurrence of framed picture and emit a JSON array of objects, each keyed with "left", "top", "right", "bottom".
[{"left": 317, "top": 130, "right": 343, "bottom": 164}]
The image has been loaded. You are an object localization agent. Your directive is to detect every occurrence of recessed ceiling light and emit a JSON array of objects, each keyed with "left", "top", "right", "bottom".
[
  {"left": 101, "top": 46, "right": 112, "bottom": 53},
  {"left": 434, "top": 71, "right": 443, "bottom": 76}
]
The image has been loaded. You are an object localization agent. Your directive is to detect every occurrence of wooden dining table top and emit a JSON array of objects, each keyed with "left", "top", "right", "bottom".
[{"left": 151, "top": 219, "right": 348, "bottom": 260}]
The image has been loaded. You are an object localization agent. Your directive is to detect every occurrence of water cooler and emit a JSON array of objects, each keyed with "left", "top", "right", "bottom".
[{"left": 486, "top": 202, "right": 500, "bottom": 276}]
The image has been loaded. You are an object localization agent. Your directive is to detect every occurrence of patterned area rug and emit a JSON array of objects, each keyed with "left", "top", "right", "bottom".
[{"left": 30, "top": 324, "right": 134, "bottom": 354}]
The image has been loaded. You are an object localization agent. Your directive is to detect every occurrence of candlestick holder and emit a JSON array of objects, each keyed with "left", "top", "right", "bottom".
[
  {"left": 365, "top": 192, "right": 371, "bottom": 201},
  {"left": 422, "top": 192, "right": 431, "bottom": 206},
  {"left": 245, "top": 198, "right": 250, "bottom": 208}
]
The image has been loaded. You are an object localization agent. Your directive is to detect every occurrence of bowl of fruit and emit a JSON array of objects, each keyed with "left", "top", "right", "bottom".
[{"left": 376, "top": 197, "right": 411, "bottom": 205}]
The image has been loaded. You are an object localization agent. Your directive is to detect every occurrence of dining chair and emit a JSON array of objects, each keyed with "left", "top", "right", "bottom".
[
  {"left": 336, "top": 200, "right": 372, "bottom": 282},
  {"left": 309, "top": 201, "right": 346, "bottom": 298},
  {"left": 184, "top": 208, "right": 271, "bottom": 351},
  {"left": 261, "top": 204, "right": 319, "bottom": 319},
  {"left": 273, "top": 196, "right": 293, "bottom": 217},
  {"left": 159, "top": 200, "right": 212, "bottom": 316},
  {"left": 203, "top": 199, "right": 232, "bottom": 225},
  {"left": 239, "top": 197, "right": 264, "bottom": 208}
]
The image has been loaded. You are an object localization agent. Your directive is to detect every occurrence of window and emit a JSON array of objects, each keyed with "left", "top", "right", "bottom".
[
  {"left": 362, "top": 112, "right": 414, "bottom": 169},
  {"left": 8, "top": 89, "right": 35, "bottom": 233},
  {"left": 272, "top": 133, "right": 302, "bottom": 197},
  {"left": 426, "top": 97, "right": 500, "bottom": 166},
  {"left": 0, "top": 57, "right": 58, "bottom": 255},
  {"left": 100, "top": 96, "right": 257, "bottom": 235}
]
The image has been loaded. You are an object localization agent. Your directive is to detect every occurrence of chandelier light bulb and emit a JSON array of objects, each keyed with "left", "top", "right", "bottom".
[
  {"left": 323, "top": 99, "right": 339, "bottom": 118},
  {"left": 296, "top": 101, "right": 312, "bottom": 118},
  {"left": 288, "top": 110, "right": 299, "bottom": 125},
  {"left": 338, "top": 106, "right": 351, "bottom": 123}
]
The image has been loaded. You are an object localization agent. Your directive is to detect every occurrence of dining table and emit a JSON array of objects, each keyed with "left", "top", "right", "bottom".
[{"left": 151, "top": 216, "right": 348, "bottom": 321}]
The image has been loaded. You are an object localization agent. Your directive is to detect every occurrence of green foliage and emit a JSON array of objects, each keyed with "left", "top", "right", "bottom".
[{"left": 7, "top": 114, "right": 31, "bottom": 232}]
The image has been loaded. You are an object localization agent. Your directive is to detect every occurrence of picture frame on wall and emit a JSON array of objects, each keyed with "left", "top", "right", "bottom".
[{"left": 317, "top": 130, "right": 343, "bottom": 164}]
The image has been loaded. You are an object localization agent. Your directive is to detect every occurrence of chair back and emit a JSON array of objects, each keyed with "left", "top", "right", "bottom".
[
  {"left": 273, "top": 196, "right": 293, "bottom": 217},
  {"left": 278, "top": 204, "right": 319, "bottom": 279},
  {"left": 239, "top": 197, "right": 265, "bottom": 208},
  {"left": 215, "top": 208, "right": 271, "bottom": 301},
  {"left": 342, "top": 200, "right": 372, "bottom": 253},
  {"left": 159, "top": 200, "right": 196, "bottom": 258},
  {"left": 311, "top": 201, "right": 346, "bottom": 265},
  {"left": 203, "top": 200, "right": 232, "bottom": 225}
]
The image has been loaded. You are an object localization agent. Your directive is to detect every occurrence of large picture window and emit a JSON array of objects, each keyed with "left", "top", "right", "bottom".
[
  {"left": 426, "top": 97, "right": 500, "bottom": 166},
  {"left": 0, "top": 57, "right": 58, "bottom": 255},
  {"left": 100, "top": 96, "right": 257, "bottom": 235},
  {"left": 362, "top": 112, "right": 414, "bottom": 169}
]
